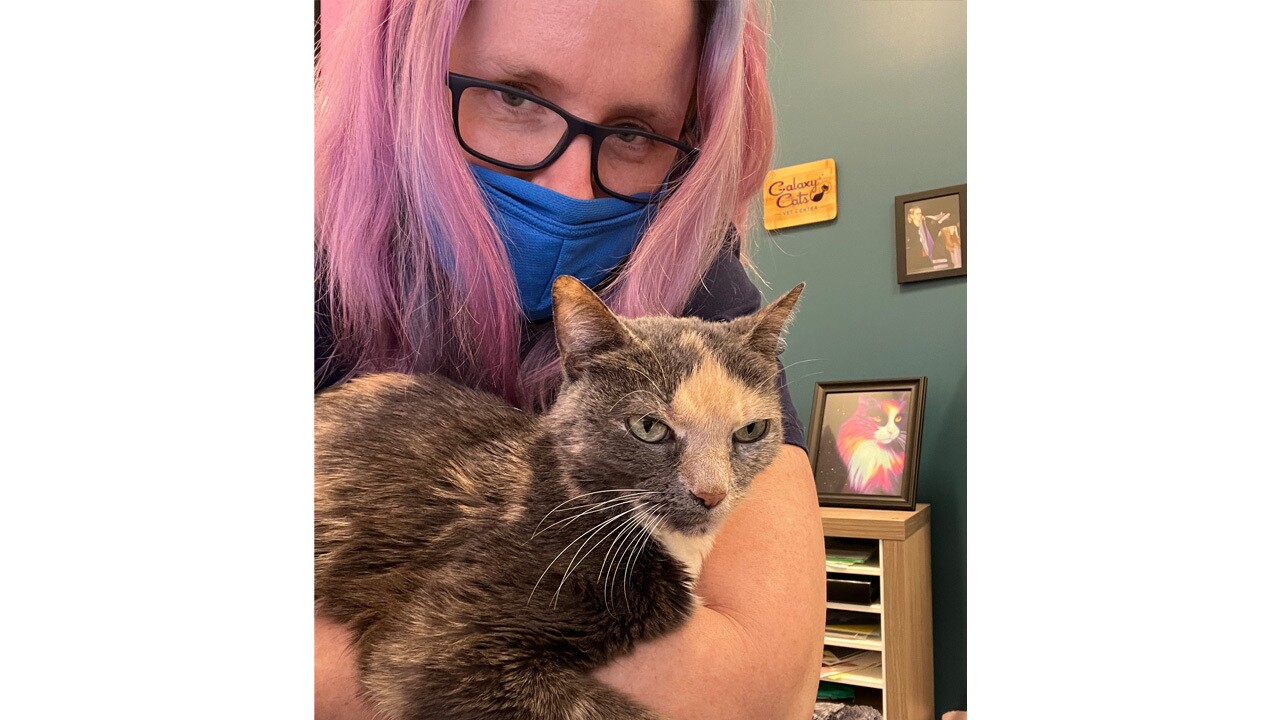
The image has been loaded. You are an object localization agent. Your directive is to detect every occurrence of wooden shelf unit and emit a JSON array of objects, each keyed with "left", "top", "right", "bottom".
[{"left": 821, "top": 504, "right": 933, "bottom": 720}]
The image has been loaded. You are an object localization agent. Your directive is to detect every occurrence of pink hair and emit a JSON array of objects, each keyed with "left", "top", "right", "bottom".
[{"left": 316, "top": 0, "right": 775, "bottom": 409}]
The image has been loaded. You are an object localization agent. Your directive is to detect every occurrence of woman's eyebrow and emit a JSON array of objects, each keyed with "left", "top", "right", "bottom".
[
  {"left": 488, "top": 60, "right": 679, "bottom": 126},
  {"left": 488, "top": 61, "right": 564, "bottom": 94},
  {"left": 606, "top": 101, "right": 678, "bottom": 126}
]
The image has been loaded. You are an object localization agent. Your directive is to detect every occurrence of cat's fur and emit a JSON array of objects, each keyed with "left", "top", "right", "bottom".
[
  {"left": 315, "top": 276, "right": 803, "bottom": 720},
  {"left": 836, "top": 393, "right": 907, "bottom": 495}
]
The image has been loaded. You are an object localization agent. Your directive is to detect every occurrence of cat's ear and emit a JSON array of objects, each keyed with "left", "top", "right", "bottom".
[
  {"left": 738, "top": 283, "right": 804, "bottom": 357},
  {"left": 551, "top": 275, "right": 632, "bottom": 380}
]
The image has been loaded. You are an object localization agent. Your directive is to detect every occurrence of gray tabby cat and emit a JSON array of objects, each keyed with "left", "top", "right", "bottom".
[{"left": 315, "top": 275, "right": 803, "bottom": 720}]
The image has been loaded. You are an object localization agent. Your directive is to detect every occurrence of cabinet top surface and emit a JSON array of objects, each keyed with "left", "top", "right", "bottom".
[{"left": 820, "top": 503, "right": 930, "bottom": 540}]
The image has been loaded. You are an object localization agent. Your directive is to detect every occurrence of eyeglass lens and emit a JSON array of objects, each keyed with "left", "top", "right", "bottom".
[{"left": 456, "top": 86, "right": 685, "bottom": 200}]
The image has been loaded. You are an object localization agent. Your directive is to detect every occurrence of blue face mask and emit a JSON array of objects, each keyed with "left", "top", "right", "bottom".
[{"left": 471, "top": 165, "right": 654, "bottom": 321}]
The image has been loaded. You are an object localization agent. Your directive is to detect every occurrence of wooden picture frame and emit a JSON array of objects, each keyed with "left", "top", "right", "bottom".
[
  {"left": 895, "top": 184, "right": 966, "bottom": 283},
  {"left": 807, "top": 378, "right": 927, "bottom": 510}
]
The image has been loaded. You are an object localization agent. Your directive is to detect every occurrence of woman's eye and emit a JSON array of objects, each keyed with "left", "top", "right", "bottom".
[
  {"left": 733, "top": 420, "right": 769, "bottom": 443},
  {"left": 499, "top": 91, "right": 526, "bottom": 108},
  {"left": 627, "top": 416, "right": 670, "bottom": 443},
  {"left": 611, "top": 124, "right": 653, "bottom": 145}
]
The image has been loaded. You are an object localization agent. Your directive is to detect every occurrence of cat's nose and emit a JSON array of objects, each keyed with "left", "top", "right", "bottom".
[{"left": 692, "top": 488, "right": 726, "bottom": 509}]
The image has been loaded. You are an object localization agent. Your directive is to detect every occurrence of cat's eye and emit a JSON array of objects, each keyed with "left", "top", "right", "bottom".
[
  {"left": 627, "top": 415, "right": 671, "bottom": 443},
  {"left": 733, "top": 420, "right": 769, "bottom": 443}
]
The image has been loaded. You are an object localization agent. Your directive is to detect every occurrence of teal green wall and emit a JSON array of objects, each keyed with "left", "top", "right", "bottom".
[{"left": 752, "top": 1, "right": 966, "bottom": 714}]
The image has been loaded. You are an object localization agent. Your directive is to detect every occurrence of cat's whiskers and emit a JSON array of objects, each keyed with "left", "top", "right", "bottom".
[
  {"left": 622, "top": 511, "right": 668, "bottom": 612},
  {"left": 608, "top": 388, "right": 663, "bottom": 414},
  {"left": 603, "top": 509, "right": 660, "bottom": 614},
  {"left": 531, "top": 502, "right": 648, "bottom": 608},
  {"left": 747, "top": 358, "right": 822, "bottom": 394},
  {"left": 532, "top": 491, "right": 658, "bottom": 537},
  {"left": 629, "top": 364, "right": 669, "bottom": 405},
  {"left": 594, "top": 512, "right": 646, "bottom": 583},
  {"left": 603, "top": 514, "right": 646, "bottom": 614},
  {"left": 778, "top": 370, "right": 823, "bottom": 385},
  {"left": 534, "top": 488, "right": 655, "bottom": 524},
  {"left": 553, "top": 502, "right": 654, "bottom": 608},
  {"left": 598, "top": 513, "right": 648, "bottom": 615},
  {"left": 784, "top": 368, "right": 823, "bottom": 382},
  {"left": 780, "top": 357, "right": 822, "bottom": 374},
  {"left": 613, "top": 509, "right": 658, "bottom": 612}
]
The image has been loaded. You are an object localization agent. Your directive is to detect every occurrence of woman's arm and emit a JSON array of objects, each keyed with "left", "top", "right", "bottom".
[
  {"left": 593, "top": 444, "right": 827, "bottom": 720},
  {"left": 315, "top": 617, "right": 378, "bottom": 720},
  {"left": 314, "top": 444, "right": 826, "bottom": 720}
]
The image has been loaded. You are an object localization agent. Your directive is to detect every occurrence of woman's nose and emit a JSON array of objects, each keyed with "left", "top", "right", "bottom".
[{"left": 532, "top": 135, "right": 596, "bottom": 200}]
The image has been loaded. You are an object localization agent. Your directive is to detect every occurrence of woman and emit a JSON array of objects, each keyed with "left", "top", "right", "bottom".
[{"left": 315, "top": 1, "right": 826, "bottom": 718}]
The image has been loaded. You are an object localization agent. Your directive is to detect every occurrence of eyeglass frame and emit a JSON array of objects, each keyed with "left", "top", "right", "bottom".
[{"left": 446, "top": 72, "right": 699, "bottom": 204}]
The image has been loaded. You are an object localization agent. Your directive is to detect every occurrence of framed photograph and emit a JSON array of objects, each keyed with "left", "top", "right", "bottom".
[
  {"left": 895, "top": 184, "right": 965, "bottom": 283},
  {"left": 807, "top": 378, "right": 927, "bottom": 510}
]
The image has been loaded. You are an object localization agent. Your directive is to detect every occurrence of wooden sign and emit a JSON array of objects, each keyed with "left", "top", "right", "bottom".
[{"left": 762, "top": 158, "right": 838, "bottom": 231}]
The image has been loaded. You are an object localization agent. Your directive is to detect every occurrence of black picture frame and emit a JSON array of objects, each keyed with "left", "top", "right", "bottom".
[
  {"left": 895, "top": 184, "right": 966, "bottom": 284},
  {"left": 806, "top": 378, "right": 927, "bottom": 510}
]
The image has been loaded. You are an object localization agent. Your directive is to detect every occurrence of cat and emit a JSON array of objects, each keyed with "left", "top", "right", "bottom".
[
  {"left": 939, "top": 225, "right": 962, "bottom": 269},
  {"left": 315, "top": 275, "right": 803, "bottom": 720},
  {"left": 835, "top": 393, "right": 908, "bottom": 495}
]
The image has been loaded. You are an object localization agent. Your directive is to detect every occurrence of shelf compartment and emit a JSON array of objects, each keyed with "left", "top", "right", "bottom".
[
  {"left": 826, "top": 601, "right": 882, "bottom": 613},
  {"left": 824, "top": 537, "right": 880, "bottom": 576},
  {"left": 825, "top": 605, "right": 882, "bottom": 652},
  {"left": 822, "top": 647, "right": 883, "bottom": 690},
  {"left": 821, "top": 663, "right": 884, "bottom": 689},
  {"left": 825, "top": 563, "right": 881, "bottom": 577},
  {"left": 827, "top": 575, "right": 879, "bottom": 606},
  {"left": 824, "top": 632, "right": 883, "bottom": 651}
]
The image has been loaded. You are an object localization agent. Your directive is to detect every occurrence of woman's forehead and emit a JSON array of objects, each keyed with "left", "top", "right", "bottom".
[{"left": 451, "top": 0, "right": 701, "bottom": 121}]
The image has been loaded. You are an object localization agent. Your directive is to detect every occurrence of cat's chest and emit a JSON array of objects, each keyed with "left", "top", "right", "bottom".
[{"left": 652, "top": 527, "right": 715, "bottom": 583}]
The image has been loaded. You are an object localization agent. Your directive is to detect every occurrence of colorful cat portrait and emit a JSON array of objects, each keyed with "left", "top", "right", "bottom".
[{"left": 835, "top": 392, "right": 910, "bottom": 495}]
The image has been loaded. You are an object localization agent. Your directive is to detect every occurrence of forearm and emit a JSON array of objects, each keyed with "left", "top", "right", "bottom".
[
  {"left": 594, "top": 445, "right": 827, "bottom": 719},
  {"left": 594, "top": 604, "right": 818, "bottom": 720},
  {"left": 316, "top": 616, "right": 379, "bottom": 720}
]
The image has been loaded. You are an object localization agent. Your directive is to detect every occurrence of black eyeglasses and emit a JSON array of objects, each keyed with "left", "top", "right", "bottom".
[{"left": 446, "top": 73, "right": 698, "bottom": 204}]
